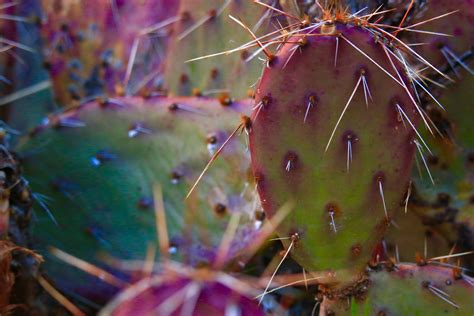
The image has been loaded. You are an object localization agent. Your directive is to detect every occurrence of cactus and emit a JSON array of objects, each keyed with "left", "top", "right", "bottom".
[
  {"left": 163, "top": 0, "right": 286, "bottom": 98},
  {"left": 0, "top": 2, "right": 15, "bottom": 89},
  {"left": 0, "top": 0, "right": 26, "bottom": 88},
  {"left": 407, "top": 75, "right": 474, "bottom": 268},
  {"left": 15, "top": 95, "right": 262, "bottom": 304},
  {"left": 1, "top": 0, "right": 474, "bottom": 314},
  {"left": 249, "top": 11, "right": 423, "bottom": 283},
  {"left": 99, "top": 264, "right": 266, "bottom": 316},
  {"left": 383, "top": 208, "right": 452, "bottom": 264},
  {"left": 279, "top": 0, "right": 303, "bottom": 17},
  {"left": 405, "top": 0, "right": 473, "bottom": 77},
  {"left": 354, "top": 0, "right": 474, "bottom": 274},
  {"left": 320, "top": 263, "right": 474, "bottom": 315},
  {"left": 457, "top": 202, "right": 473, "bottom": 261},
  {"left": 402, "top": 0, "right": 474, "bottom": 270},
  {"left": 40, "top": 0, "right": 179, "bottom": 106},
  {"left": 0, "top": 0, "right": 56, "bottom": 132}
]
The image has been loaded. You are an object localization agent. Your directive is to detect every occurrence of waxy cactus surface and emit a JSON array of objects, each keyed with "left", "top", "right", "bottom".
[
  {"left": 163, "top": 0, "right": 285, "bottom": 98},
  {"left": 250, "top": 21, "right": 419, "bottom": 283},
  {"left": 16, "top": 96, "right": 261, "bottom": 303},
  {"left": 321, "top": 263, "right": 474, "bottom": 315},
  {"left": 41, "top": 0, "right": 179, "bottom": 105},
  {"left": 100, "top": 265, "right": 265, "bottom": 316}
]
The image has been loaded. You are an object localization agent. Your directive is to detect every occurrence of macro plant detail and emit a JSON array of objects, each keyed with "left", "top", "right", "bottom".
[{"left": 0, "top": 0, "right": 472, "bottom": 315}]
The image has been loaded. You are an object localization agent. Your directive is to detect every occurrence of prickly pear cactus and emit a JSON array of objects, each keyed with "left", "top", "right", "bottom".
[
  {"left": 321, "top": 263, "right": 474, "bottom": 315},
  {"left": 16, "top": 96, "right": 261, "bottom": 302},
  {"left": 409, "top": 75, "right": 474, "bottom": 269},
  {"left": 0, "top": 2, "right": 16, "bottom": 89},
  {"left": 249, "top": 20, "right": 420, "bottom": 283},
  {"left": 407, "top": 0, "right": 473, "bottom": 75},
  {"left": 163, "top": 0, "right": 285, "bottom": 98},
  {"left": 0, "top": 137, "right": 41, "bottom": 315},
  {"left": 2, "top": 0, "right": 474, "bottom": 314},
  {"left": 100, "top": 265, "right": 265, "bottom": 316},
  {"left": 279, "top": 0, "right": 303, "bottom": 17},
  {"left": 404, "top": 0, "right": 474, "bottom": 269},
  {"left": 383, "top": 208, "right": 452, "bottom": 263},
  {"left": 0, "top": 0, "right": 56, "bottom": 132},
  {"left": 40, "top": 0, "right": 179, "bottom": 106},
  {"left": 457, "top": 201, "right": 473, "bottom": 262}
]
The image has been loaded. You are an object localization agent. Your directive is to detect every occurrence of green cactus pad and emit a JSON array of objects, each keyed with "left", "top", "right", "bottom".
[
  {"left": 249, "top": 22, "right": 420, "bottom": 283},
  {"left": 163, "top": 0, "right": 285, "bottom": 98},
  {"left": 410, "top": 74, "right": 474, "bottom": 267},
  {"left": 40, "top": 0, "right": 179, "bottom": 105},
  {"left": 407, "top": 0, "right": 473, "bottom": 74},
  {"left": 415, "top": 76, "right": 474, "bottom": 201},
  {"left": 384, "top": 209, "right": 452, "bottom": 263},
  {"left": 401, "top": 0, "right": 474, "bottom": 272},
  {"left": 321, "top": 263, "right": 474, "bottom": 315},
  {"left": 16, "top": 96, "right": 259, "bottom": 302}
]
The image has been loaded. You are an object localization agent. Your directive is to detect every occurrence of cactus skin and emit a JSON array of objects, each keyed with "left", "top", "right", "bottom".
[
  {"left": 163, "top": 0, "right": 285, "bottom": 98},
  {"left": 407, "top": 0, "right": 474, "bottom": 266},
  {"left": 409, "top": 75, "right": 474, "bottom": 269},
  {"left": 249, "top": 22, "right": 419, "bottom": 283},
  {"left": 16, "top": 96, "right": 260, "bottom": 303},
  {"left": 100, "top": 266, "right": 265, "bottom": 316},
  {"left": 384, "top": 208, "right": 452, "bottom": 263},
  {"left": 0, "top": 3, "right": 15, "bottom": 89},
  {"left": 391, "top": 0, "right": 474, "bottom": 271},
  {"left": 40, "top": 0, "right": 111, "bottom": 105},
  {"left": 320, "top": 263, "right": 474, "bottom": 315},
  {"left": 279, "top": 0, "right": 303, "bottom": 17},
  {"left": 40, "top": 0, "right": 179, "bottom": 106},
  {"left": 0, "top": 0, "right": 56, "bottom": 131},
  {"left": 457, "top": 202, "right": 473, "bottom": 260},
  {"left": 407, "top": 0, "right": 473, "bottom": 75}
]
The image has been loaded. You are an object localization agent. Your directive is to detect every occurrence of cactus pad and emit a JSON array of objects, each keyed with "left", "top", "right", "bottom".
[
  {"left": 40, "top": 0, "right": 179, "bottom": 105},
  {"left": 163, "top": 0, "right": 285, "bottom": 98},
  {"left": 250, "top": 21, "right": 420, "bottom": 283},
  {"left": 16, "top": 96, "right": 259, "bottom": 302},
  {"left": 321, "top": 263, "right": 474, "bottom": 315},
  {"left": 100, "top": 265, "right": 265, "bottom": 316}
]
